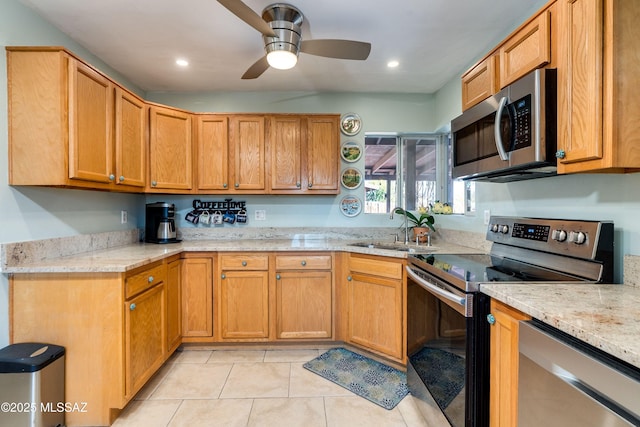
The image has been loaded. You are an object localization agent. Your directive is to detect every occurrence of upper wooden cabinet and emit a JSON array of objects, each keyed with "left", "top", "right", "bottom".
[
  {"left": 499, "top": 9, "right": 551, "bottom": 88},
  {"left": 461, "top": 55, "right": 499, "bottom": 111},
  {"left": 7, "top": 47, "right": 146, "bottom": 191},
  {"left": 229, "top": 115, "right": 266, "bottom": 192},
  {"left": 556, "top": 0, "right": 640, "bottom": 174},
  {"left": 148, "top": 104, "right": 193, "bottom": 192},
  {"left": 268, "top": 114, "right": 340, "bottom": 194},
  {"left": 196, "top": 115, "right": 229, "bottom": 191},
  {"left": 460, "top": 1, "right": 557, "bottom": 110}
]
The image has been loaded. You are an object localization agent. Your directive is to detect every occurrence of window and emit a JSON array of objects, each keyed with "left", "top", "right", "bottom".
[{"left": 363, "top": 133, "right": 473, "bottom": 214}]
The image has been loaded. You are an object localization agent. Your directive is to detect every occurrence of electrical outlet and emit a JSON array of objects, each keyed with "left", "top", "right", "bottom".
[
  {"left": 121, "top": 210, "right": 128, "bottom": 224},
  {"left": 483, "top": 210, "right": 491, "bottom": 225},
  {"left": 255, "top": 210, "right": 266, "bottom": 221}
]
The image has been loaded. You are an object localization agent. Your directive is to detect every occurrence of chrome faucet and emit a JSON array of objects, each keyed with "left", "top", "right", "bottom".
[{"left": 390, "top": 207, "right": 409, "bottom": 245}]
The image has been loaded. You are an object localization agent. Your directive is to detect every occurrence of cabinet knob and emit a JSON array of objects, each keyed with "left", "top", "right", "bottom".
[
  {"left": 296, "top": 182, "right": 301, "bottom": 188},
  {"left": 119, "top": 175, "right": 125, "bottom": 182},
  {"left": 308, "top": 183, "right": 313, "bottom": 188},
  {"left": 109, "top": 174, "right": 115, "bottom": 181},
  {"left": 242, "top": 261, "right": 247, "bottom": 266},
  {"left": 347, "top": 275, "right": 352, "bottom": 281},
  {"left": 235, "top": 183, "right": 239, "bottom": 188},
  {"left": 301, "top": 260, "right": 307, "bottom": 266},
  {"left": 221, "top": 273, "right": 226, "bottom": 279},
  {"left": 276, "top": 274, "right": 281, "bottom": 280},
  {"left": 148, "top": 276, "right": 154, "bottom": 283},
  {"left": 486, "top": 313, "right": 496, "bottom": 325},
  {"left": 555, "top": 150, "right": 566, "bottom": 159},
  {"left": 223, "top": 183, "right": 228, "bottom": 188},
  {"left": 129, "top": 303, "right": 136, "bottom": 311},
  {"left": 151, "top": 180, "right": 157, "bottom": 187}
]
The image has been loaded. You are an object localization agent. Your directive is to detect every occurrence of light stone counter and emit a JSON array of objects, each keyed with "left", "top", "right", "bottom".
[
  {"left": 0, "top": 236, "right": 482, "bottom": 274},
  {"left": 481, "top": 283, "right": 640, "bottom": 370}
]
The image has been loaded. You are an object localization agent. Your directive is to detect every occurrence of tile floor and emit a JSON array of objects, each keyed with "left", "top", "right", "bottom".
[{"left": 113, "top": 347, "right": 429, "bottom": 427}]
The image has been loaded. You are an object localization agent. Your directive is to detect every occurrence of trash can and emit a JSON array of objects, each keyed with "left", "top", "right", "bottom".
[{"left": 0, "top": 343, "right": 65, "bottom": 427}]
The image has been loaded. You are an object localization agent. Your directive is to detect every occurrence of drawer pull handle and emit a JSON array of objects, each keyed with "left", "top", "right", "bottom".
[
  {"left": 221, "top": 273, "right": 226, "bottom": 279},
  {"left": 276, "top": 274, "right": 281, "bottom": 280},
  {"left": 487, "top": 314, "right": 496, "bottom": 325},
  {"left": 242, "top": 261, "right": 247, "bottom": 266},
  {"left": 130, "top": 303, "right": 136, "bottom": 311},
  {"left": 148, "top": 276, "right": 154, "bottom": 283},
  {"left": 301, "top": 260, "right": 307, "bottom": 266}
]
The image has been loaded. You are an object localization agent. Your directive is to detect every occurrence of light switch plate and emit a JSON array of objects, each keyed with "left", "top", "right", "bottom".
[
  {"left": 255, "top": 210, "right": 266, "bottom": 221},
  {"left": 121, "top": 210, "right": 128, "bottom": 224},
  {"left": 483, "top": 210, "right": 491, "bottom": 225}
]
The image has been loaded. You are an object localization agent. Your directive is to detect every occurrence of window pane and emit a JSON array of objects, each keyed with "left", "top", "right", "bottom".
[
  {"left": 364, "top": 136, "right": 397, "bottom": 214},
  {"left": 402, "top": 137, "right": 438, "bottom": 211}
]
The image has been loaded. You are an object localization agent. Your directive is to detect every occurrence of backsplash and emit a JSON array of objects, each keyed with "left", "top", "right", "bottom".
[{"left": 624, "top": 255, "right": 640, "bottom": 287}]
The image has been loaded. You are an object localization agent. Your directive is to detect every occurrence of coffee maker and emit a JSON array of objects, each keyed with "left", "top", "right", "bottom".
[{"left": 145, "top": 202, "right": 179, "bottom": 243}]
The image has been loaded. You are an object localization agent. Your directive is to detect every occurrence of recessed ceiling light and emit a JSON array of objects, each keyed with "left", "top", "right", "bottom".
[
  {"left": 176, "top": 58, "right": 189, "bottom": 67},
  {"left": 387, "top": 60, "right": 399, "bottom": 68}
]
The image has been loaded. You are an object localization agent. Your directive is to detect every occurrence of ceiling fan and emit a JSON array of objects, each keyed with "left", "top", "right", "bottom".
[{"left": 217, "top": 0, "right": 372, "bottom": 79}]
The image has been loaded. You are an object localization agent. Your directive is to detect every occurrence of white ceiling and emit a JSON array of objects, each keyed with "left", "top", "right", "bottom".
[{"left": 19, "top": 0, "right": 549, "bottom": 94}]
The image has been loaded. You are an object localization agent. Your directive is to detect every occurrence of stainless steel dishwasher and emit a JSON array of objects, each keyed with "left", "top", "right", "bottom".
[{"left": 518, "top": 320, "right": 640, "bottom": 427}]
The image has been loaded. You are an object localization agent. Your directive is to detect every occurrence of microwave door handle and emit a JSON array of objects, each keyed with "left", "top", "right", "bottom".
[{"left": 494, "top": 96, "right": 510, "bottom": 161}]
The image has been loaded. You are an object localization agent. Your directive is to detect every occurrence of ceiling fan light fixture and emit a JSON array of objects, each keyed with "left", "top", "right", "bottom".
[{"left": 267, "top": 49, "right": 298, "bottom": 70}]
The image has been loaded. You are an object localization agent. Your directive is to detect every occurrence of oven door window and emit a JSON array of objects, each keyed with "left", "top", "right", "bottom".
[{"left": 408, "top": 279, "right": 467, "bottom": 427}]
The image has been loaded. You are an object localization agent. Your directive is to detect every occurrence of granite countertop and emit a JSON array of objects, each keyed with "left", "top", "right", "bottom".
[
  {"left": 481, "top": 283, "right": 640, "bottom": 370},
  {"left": 1, "top": 239, "right": 481, "bottom": 273}
]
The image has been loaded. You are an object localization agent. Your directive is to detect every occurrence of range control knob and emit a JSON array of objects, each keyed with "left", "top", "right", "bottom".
[
  {"left": 491, "top": 224, "right": 499, "bottom": 233},
  {"left": 552, "top": 229, "right": 567, "bottom": 242},
  {"left": 568, "top": 231, "right": 587, "bottom": 245},
  {"left": 500, "top": 225, "right": 509, "bottom": 234}
]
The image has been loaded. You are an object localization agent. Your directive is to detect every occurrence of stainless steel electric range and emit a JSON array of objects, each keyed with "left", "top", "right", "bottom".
[{"left": 406, "top": 216, "right": 614, "bottom": 427}]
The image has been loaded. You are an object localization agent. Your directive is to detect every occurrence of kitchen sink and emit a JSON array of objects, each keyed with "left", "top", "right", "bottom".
[{"left": 348, "top": 242, "right": 437, "bottom": 253}]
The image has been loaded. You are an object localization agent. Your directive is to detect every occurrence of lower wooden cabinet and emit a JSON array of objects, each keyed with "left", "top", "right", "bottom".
[
  {"left": 346, "top": 254, "right": 405, "bottom": 363},
  {"left": 488, "top": 299, "right": 531, "bottom": 427},
  {"left": 124, "top": 281, "right": 165, "bottom": 399},
  {"left": 165, "top": 256, "right": 182, "bottom": 354},
  {"left": 181, "top": 254, "right": 214, "bottom": 340},
  {"left": 275, "top": 254, "right": 333, "bottom": 339}
]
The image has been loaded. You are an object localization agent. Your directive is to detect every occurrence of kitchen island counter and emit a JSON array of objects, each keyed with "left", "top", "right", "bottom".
[{"left": 481, "top": 283, "right": 640, "bottom": 370}]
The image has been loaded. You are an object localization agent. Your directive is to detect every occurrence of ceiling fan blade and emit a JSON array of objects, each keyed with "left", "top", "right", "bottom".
[
  {"left": 242, "top": 56, "right": 270, "bottom": 79},
  {"left": 300, "top": 39, "right": 371, "bottom": 60},
  {"left": 217, "top": 0, "right": 276, "bottom": 37}
]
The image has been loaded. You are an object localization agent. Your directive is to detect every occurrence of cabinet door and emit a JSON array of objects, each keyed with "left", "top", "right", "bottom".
[
  {"left": 462, "top": 55, "right": 499, "bottom": 111},
  {"left": 166, "top": 259, "right": 182, "bottom": 354},
  {"left": 181, "top": 257, "right": 213, "bottom": 337},
  {"left": 269, "top": 116, "right": 302, "bottom": 191},
  {"left": 125, "top": 283, "right": 165, "bottom": 398},
  {"left": 276, "top": 270, "right": 332, "bottom": 339},
  {"left": 229, "top": 115, "right": 265, "bottom": 191},
  {"left": 68, "top": 59, "right": 114, "bottom": 183},
  {"left": 149, "top": 105, "right": 193, "bottom": 190},
  {"left": 306, "top": 116, "right": 339, "bottom": 192},
  {"left": 197, "top": 115, "right": 229, "bottom": 190},
  {"left": 114, "top": 87, "right": 146, "bottom": 188},
  {"left": 499, "top": 10, "right": 551, "bottom": 88},
  {"left": 489, "top": 299, "right": 531, "bottom": 427},
  {"left": 557, "top": 0, "right": 604, "bottom": 166},
  {"left": 348, "top": 272, "right": 403, "bottom": 360},
  {"left": 220, "top": 270, "right": 269, "bottom": 339}
]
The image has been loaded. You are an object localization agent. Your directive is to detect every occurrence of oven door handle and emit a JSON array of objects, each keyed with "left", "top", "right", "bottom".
[{"left": 406, "top": 266, "right": 466, "bottom": 308}]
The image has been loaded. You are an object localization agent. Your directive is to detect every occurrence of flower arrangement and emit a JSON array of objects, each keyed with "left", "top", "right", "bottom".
[{"left": 392, "top": 206, "right": 436, "bottom": 232}]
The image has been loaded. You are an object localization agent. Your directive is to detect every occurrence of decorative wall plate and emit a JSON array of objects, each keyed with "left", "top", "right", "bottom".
[
  {"left": 341, "top": 141, "right": 363, "bottom": 163},
  {"left": 341, "top": 167, "right": 363, "bottom": 190},
  {"left": 339, "top": 195, "right": 362, "bottom": 217},
  {"left": 340, "top": 113, "right": 362, "bottom": 136}
]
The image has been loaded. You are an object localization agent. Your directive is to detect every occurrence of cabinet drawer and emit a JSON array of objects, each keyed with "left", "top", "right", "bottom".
[
  {"left": 125, "top": 264, "right": 166, "bottom": 299},
  {"left": 220, "top": 254, "right": 269, "bottom": 270},
  {"left": 275, "top": 254, "right": 332, "bottom": 270},
  {"left": 349, "top": 255, "right": 403, "bottom": 280}
]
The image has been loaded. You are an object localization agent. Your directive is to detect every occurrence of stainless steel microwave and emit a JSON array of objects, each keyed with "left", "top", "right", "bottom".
[{"left": 451, "top": 68, "right": 557, "bottom": 182}]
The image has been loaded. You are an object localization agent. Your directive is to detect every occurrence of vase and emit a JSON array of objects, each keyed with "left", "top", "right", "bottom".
[{"left": 412, "top": 227, "right": 429, "bottom": 243}]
